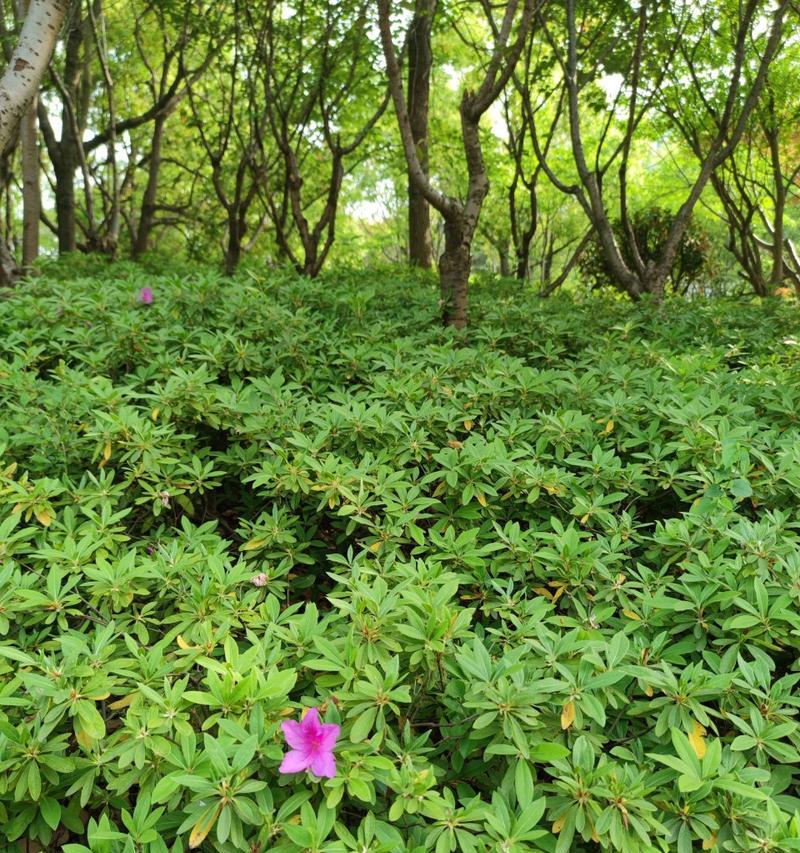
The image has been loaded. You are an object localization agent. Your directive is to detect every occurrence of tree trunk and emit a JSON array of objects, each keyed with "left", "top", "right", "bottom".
[
  {"left": 50, "top": 6, "right": 85, "bottom": 255},
  {"left": 439, "top": 217, "right": 470, "bottom": 329},
  {"left": 54, "top": 147, "right": 76, "bottom": 253},
  {"left": 19, "top": 96, "right": 38, "bottom": 267},
  {"left": 13, "top": 0, "right": 38, "bottom": 269},
  {"left": 766, "top": 126, "right": 785, "bottom": 287},
  {"left": 771, "top": 195, "right": 785, "bottom": 287},
  {"left": 133, "top": 113, "right": 165, "bottom": 257},
  {"left": 406, "top": 0, "right": 435, "bottom": 268},
  {"left": 514, "top": 251, "right": 527, "bottom": 281},
  {"left": 302, "top": 253, "right": 318, "bottom": 278},
  {"left": 515, "top": 217, "right": 536, "bottom": 281},
  {"left": 0, "top": 0, "right": 67, "bottom": 155},
  {"left": 224, "top": 207, "right": 242, "bottom": 275},
  {"left": 0, "top": 150, "right": 16, "bottom": 285},
  {"left": 642, "top": 261, "right": 666, "bottom": 303},
  {"left": 498, "top": 245, "right": 510, "bottom": 277}
]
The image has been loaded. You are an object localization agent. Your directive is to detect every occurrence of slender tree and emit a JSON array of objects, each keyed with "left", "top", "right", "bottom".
[
  {"left": 130, "top": 0, "right": 211, "bottom": 257},
  {"left": 14, "top": 0, "right": 39, "bottom": 267},
  {"left": 537, "top": 0, "right": 788, "bottom": 301},
  {"left": 378, "top": 0, "right": 539, "bottom": 328},
  {"left": 251, "top": 0, "right": 387, "bottom": 278},
  {"left": 406, "top": 0, "right": 436, "bottom": 268},
  {"left": 185, "top": 4, "right": 262, "bottom": 275},
  {"left": 669, "top": 42, "right": 800, "bottom": 295}
]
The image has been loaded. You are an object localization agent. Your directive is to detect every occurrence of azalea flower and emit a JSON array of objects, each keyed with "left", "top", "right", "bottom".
[
  {"left": 138, "top": 286, "right": 154, "bottom": 305},
  {"left": 279, "top": 707, "right": 340, "bottom": 778},
  {"left": 250, "top": 572, "right": 268, "bottom": 587}
]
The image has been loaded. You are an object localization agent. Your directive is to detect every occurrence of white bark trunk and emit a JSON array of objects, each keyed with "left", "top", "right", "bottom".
[{"left": 0, "top": 0, "right": 67, "bottom": 155}]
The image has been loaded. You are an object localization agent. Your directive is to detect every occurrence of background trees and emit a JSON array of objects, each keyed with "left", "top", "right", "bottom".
[{"left": 0, "top": 0, "right": 795, "bottom": 319}]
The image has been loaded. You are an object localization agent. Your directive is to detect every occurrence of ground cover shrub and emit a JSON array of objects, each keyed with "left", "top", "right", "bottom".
[{"left": 0, "top": 267, "right": 799, "bottom": 852}]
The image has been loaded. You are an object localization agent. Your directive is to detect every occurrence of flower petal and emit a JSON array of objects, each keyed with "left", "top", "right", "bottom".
[
  {"left": 301, "top": 707, "right": 321, "bottom": 733},
  {"left": 279, "top": 749, "right": 310, "bottom": 774},
  {"left": 318, "top": 722, "right": 341, "bottom": 751},
  {"left": 310, "top": 750, "right": 336, "bottom": 778},
  {"left": 281, "top": 719, "right": 308, "bottom": 750}
]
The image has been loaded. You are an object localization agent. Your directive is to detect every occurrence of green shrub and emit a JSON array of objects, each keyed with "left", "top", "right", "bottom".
[
  {"left": 0, "top": 267, "right": 799, "bottom": 852},
  {"left": 579, "top": 207, "right": 712, "bottom": 295}
]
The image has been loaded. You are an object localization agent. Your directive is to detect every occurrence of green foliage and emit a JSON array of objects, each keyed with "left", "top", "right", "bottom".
[
  {"left": 579, "top": 207, "right": 712, "bottom": 295},
  {"left": 1, "top": 267, "right": 800, "bottom": 851}
]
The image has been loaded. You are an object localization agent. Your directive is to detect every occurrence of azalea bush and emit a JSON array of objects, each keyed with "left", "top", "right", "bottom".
[{"left": 1, "top": 264, "right": 800, "bottom": 852}]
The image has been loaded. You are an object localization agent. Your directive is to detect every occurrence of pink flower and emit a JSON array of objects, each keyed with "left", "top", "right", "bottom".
[
  {"left": 279, "top": 707, "right": 340, "bottom": 778},
  {"left": 251, "top": 572, "right": 268, "bottom": 587},
  {"left": 138, "top": 287, "right": 154, "bottom": 305}
]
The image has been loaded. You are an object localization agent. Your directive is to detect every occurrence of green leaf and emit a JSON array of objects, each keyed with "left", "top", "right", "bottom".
[
  {"left": 39, "top": 795, "right": 60, "bottom": 828},
  {"left": 349, "top": 706, "right": 377, "bottom": 743},
  {"left": 730, "top": 478, "right": 753, "bottom": 498}
]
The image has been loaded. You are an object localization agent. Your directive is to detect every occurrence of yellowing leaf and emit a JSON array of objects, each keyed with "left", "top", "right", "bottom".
[
  {"left": 108, "top": 694, "right": 136, "bottom": 710},
  {"left": 11, "top": 503, "right": 23, "bottom": 515},
  {"left": 560, "top": 701, "right": 575, "bottom": 730},
  {"left": 34, "top": 507, "right": 53, "bottom": 527},
  {"left": 88, "top": 692, "right": 110, "bottom": 701},
  {"left": 644, "top": 685, "right": 654, "bottom": 697},
  {"left": 476, "top": 492, "right": 487, "bottom": 507},
  {"left": 552, "top": 816, "right": 565, "bottom": 833},
  {"left": 591, "top": 826, "right": 600, "bottom": 842},
  {"left": 151, "top": 407, "right": 160, "bottom": 421},
  {"left": 241, "top": 537, "right": 267, "bottom": 551},
  {"left": 463, "top": 419, "right": 474, "bottom": 431},
  {"left": 702, "top": 833, "right": 717, "bottom": 850},
  {"left": 603, "top": 420, "right": 615, "bottom": 434},
  {"left": 176, "top": 635, "right": 192, "bottom": 650},
  {"left": 532, "top": 586, "right": 553, "bottom": 600},
  {"left": 75, "top": 727, "right": 94, "bottom": 749},
  {"left": 580, "top": 513, "right": 590, "bottom": 524},
  {"left": 103, "top": 441, "right": 112, "bottom": 461},
  {"left": 369, "top": 541, "right": 382, "bottom": 553},
  {"left": 189, "top": 804, "right": 222, "bottom": 849},
  {"left": 622, "top": 609, "right": 641, "bottom": 621},
  {"left": 688, "top": 720, "right": 707, "bottom": 759}
]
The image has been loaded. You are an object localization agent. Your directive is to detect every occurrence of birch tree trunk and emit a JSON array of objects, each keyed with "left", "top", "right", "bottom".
[{"left": 0, "top": 0, "right": 67, "bottom": 155}]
